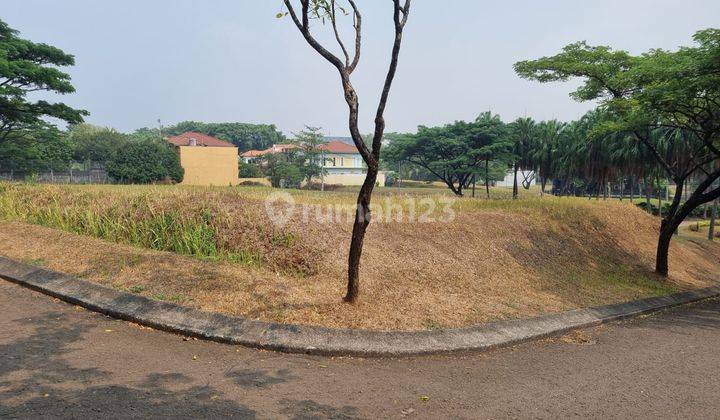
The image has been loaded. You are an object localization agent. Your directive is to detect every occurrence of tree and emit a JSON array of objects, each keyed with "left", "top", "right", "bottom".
[
  {"left": 239, "top": 161, "right": 263, "bottom": 178},
  {"left": 160, "top": 121, "right": 286, "bottom": 152},
  {"left": 533, "top": 120, "right": 564, "bottom": 195},
  {"left": 384, "top": 122, "right": 475, "bottom": 196},
  {"left": 507, "top": 117, "right": 537, "bottom": 198},
  {"left": 385, "top": 115, "right": 509, "bottom": 197},
  {"left": 106, "top": 139, "right": 183, "bottom": 184},
  {"left": 0, "top": 123, "right": 72, "bottom": 174},
  {"left": 265, "top": 155, "right": 305, "bottom": 188},
  {"left": 515, "top": 28, "right": 720, "bottom": 276},
  {"left": 292, "top": 126, "right": 327, "bottom": 186},
  {"left": 0, "top": 19, "right": 87, "bottom": 143},
  {"left": 67, "top": 123, "right": 128, "bottom": 166},
  {"left": 475, "top": 112, "right": 513, "bottom": 198},
  {"left": 281, "top": 0, "right": 411, "bottom": 302}
]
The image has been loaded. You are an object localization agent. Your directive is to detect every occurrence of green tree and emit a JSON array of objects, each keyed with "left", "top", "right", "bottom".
[
  {"left": 533, "top": 120, "right": 564, "bottom": 196},
  {"left": 67, "top": 123, "right": 128, "bottom": 166},
  {"left": 0, "top": 19, "right": 87, "bottom": 143},
  {"left": 106, "top": 139, "right": 183, "bottom": 184},
  {"left": 385, "top": 115, "right": 509, "bottom": 197},
  {"left": 160, "top": 121, "right": 286, "bottom": 152},
  {"left": 507, "top": 117, "right": 537, "bottom": 199},
  {"left": 292, "top": 126, "right": 327, "bottom": 186},
  {"left": 474, "top": 112, "right": 513, "bottom": 198},
  {"left": 0, "top": 123, "right": 72, "bottom": 174},
  {"left": 515, "top": 28, "right": 720, "bottom": 276},
  {"left": 239, "top": 161, "right": 263, "bottom": 178},
  {"left": 265, "top": 154, "right": 304, "bottom": 188}
]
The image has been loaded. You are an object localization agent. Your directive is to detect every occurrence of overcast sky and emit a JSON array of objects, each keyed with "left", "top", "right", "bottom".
[{"left": 4, "top": 0, "right": 720, "bottom": 136}]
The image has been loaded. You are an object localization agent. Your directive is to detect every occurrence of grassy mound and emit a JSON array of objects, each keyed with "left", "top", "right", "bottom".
[{"left": 0, "top": 182, "right": 717, "bottom": 330}]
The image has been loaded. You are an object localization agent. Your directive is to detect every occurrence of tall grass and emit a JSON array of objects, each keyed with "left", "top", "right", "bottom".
[{"left": 0, "top": 183, "right": 254, "bottom": 265}]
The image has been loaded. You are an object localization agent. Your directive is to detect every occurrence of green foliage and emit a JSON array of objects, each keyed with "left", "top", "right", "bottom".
[
  {"left": 158, "top": 121, "right": 286, "bottom": 152},
  {"left": 67, "top": 123, "right": 128, "bottom": 164},
  {"left": 266, "top": 155, "right": 304, "bottom": 188},
  {"left": 385, "top": 112, "right": 511, "bottom": 196},
  {"left": 291, "top": 126, "right": 327, "bottom": 184},
  {"left": 0, "top": 19, "right": 87, "bottom": 142},
  {"left": 239, "top": 161, "right": 263, "bottom": 178},
  {"left": 106, "top": 139, "right": 183, "bottom": 184},
  {"left": 0, "top": 124, "right": 72, "bottom": 173},
  {"left": 514, "top": 28, "right": 720, "bottom": 178}
]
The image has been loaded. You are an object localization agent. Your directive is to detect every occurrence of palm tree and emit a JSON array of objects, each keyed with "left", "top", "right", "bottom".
[
  {"left": 533, "top": 120, "right": 564, "bottom": 196},
  {"left": 508, "top": 117, "right": 537, "bottom": 198}
]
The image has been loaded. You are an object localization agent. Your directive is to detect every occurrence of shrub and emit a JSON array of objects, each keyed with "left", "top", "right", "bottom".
[
  {"left": 107, "top": 139, "right": 183, "bottom": 184},
  {"left": 267, "top": 161, "right": 304, "bottom": 188},
  {"left": 239, "top": 161, "right": 263, "bottom": 178}
]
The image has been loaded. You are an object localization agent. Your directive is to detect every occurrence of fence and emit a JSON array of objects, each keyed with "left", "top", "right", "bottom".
[{"left": 0, "top": 167, "right": 111, "bottom": 184}]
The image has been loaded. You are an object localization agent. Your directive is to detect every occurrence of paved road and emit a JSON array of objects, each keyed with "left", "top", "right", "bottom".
[{"left": 2, "top": 280, "right": 720, "bottom": 419}]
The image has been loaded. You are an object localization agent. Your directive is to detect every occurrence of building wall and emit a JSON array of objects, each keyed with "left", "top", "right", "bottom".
[
  {"left": 178, "top": 146, "right": 239, "bottom": 186},
  {"left": 322, "top": 172, "right": 386, "bottom": 186},
  {"left": 322, "top": 153, "right": 363, "bottom": 169},
  {"left": 494, "top": 170, "right": 536, "bottom": 187}
]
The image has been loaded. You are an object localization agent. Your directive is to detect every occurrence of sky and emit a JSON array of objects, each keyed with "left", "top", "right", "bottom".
[{"left": 4, "top": 0, "right": 720, "bottom": 137}]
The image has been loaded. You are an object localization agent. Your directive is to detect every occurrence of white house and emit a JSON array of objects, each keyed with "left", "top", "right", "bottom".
[
  {"left": 241, "top": 139, "right": 385, "bottom": 186},
  {"left": 494, "top": 170, "right": 537, "bottom": 187}
]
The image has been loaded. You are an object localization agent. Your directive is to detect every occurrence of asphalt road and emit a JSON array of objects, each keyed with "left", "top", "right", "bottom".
[{"left": 2, "top": 280, "right": 720, "bottom": 419}]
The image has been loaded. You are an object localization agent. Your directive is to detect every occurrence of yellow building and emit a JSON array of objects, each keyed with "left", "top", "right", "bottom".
[{"left": 167, "top": 132, "right": 240, "bottom": 186}]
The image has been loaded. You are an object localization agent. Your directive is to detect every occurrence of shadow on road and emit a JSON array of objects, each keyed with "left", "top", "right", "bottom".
[{"left": 0, "top": 311, "right": 256, "bottom": 418}]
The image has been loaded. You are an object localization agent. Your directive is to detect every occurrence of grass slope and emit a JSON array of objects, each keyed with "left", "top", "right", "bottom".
[{"left": 0, "top": 182, "right": 717, "bottom": 330}]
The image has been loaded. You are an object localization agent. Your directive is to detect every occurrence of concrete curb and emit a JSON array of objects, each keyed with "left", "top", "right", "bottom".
[{"left": 1, "top": 255, "right": 718, "bottom": 357}]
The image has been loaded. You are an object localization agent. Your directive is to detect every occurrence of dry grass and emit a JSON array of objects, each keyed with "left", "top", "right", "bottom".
[{"left": 0, "top": 182, "right": 718, "bottom": 331}]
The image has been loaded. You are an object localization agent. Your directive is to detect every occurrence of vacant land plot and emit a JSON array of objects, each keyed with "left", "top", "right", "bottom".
[{"left": 0, "top": 182, "right": 717, "bottom": 330}]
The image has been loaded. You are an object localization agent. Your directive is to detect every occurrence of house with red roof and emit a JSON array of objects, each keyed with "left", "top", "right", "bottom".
[
  {"left": 241, "top": 138, "right": 385, "bottom": 186},
  {"left": 167, "top": 132, "right": 240, "bottom": 186}
]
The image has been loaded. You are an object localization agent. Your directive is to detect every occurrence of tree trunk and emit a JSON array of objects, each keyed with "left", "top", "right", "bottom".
[
  {"left": 540, "top": 177, "right": 547, "bottom": 197},
  {"left": 629, "top": 176, "right": 635, "bottom": 203},
  {"left": 345, "top": 166, "right": 379, "bottom": 302},
  {"left": 655, "top": 219, "right": 674, "bottom": 276},
  {"left": 512, "top": 163, "right": 518, "bottom": 199},
  {"left": 653, "top": 176, "right": 720, "bottom": 276},
  {"left": 709, "top": 199, "right": 718, "bottom": 241},
  {"left": 485, "top": 159, "right": 490, "bottom": 199},
  {"left": 471, "top": 174, "right": 476, "bottom": 198}
]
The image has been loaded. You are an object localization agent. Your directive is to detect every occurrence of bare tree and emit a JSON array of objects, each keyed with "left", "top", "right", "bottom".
[{"left": 281, "top": 0, "right": 411, "bottom": 302}]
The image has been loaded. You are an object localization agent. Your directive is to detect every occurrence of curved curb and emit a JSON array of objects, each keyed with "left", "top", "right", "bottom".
[{"left": 1, "top": 255, "right": 718, "bottom": 357}]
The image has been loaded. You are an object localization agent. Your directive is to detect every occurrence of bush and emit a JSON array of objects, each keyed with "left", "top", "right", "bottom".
[
  {"left": 267, "top": 161, "right": 304, "bottom": 188},
  {"left": 107, "top": 139, "right": 183, "bottom": 184},
  {"left": 239, "top": 161, "right": 263, "bottom": 178}
]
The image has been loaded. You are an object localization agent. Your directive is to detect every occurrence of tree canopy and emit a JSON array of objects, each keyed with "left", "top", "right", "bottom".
[
  {"left": 385, "top": 112, "right": 510, "bottom": 196},
  {"left": 158, "top": 121, "right": 286, "bottom": 152},
  {"left": 0, "top": 19, "right": 87, "bottom": 143},
  {"left": 106, "top": 138, "right": 183, "bottom": 184},
  {"left": 515, "top": 28, "right": 720, "bottom": 276}
]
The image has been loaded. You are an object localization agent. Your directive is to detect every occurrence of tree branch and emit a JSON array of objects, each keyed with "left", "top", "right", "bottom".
[
  {"left": 330, "top": 0, "right": 350, "bottom": 67},
  {"left": 371, "top": 0, "right": 411, "bottom": 160},
  {"left": 347, "top": 0, "right": 361, "bottom": 73}
]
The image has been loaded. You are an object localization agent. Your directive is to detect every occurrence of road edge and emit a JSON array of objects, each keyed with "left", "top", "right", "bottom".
[{"left": 1, "top": 255, "right": 718, "bottom": 357}]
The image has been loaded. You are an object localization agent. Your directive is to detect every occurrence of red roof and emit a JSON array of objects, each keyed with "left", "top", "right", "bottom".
[
  {"left": 167, "top": 132, "right": 235, "bottom": 148},
  {"left": 241, "top": 144, "right": 300, "bottom": 158},
  {"left": 317, "top": 140, "right": 359, "bottom": 154},
  {"left": 241, "top": 149, "right": 267, "bottom": 158},
  {"left": 241, "top": 140, "right": 359, "bottom": 158}
]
